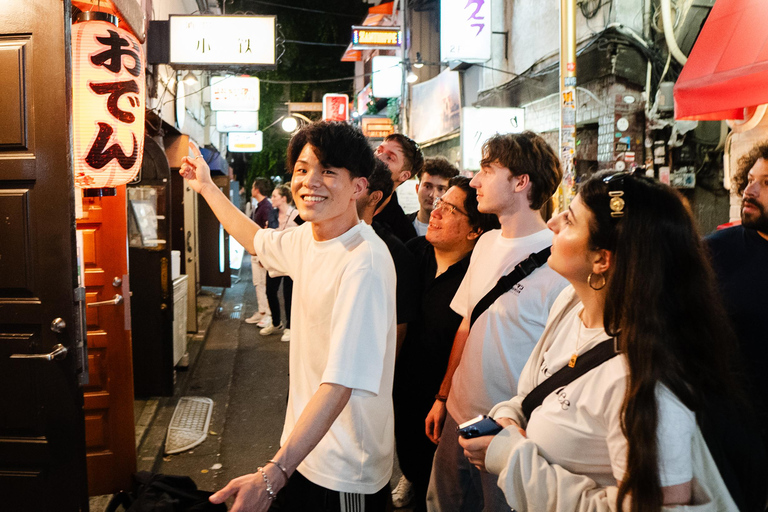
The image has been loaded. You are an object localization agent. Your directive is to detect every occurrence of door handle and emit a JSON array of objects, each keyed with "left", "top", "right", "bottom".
[
  {"left": 11, "top": 344, "right": 68, "bottom": 361},
  {"left": 88, "top": 294, "right": 124, "bottom": 307}
]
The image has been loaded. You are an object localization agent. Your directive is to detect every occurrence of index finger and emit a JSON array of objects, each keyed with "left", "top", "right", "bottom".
[{"left": 188, "top": 141, "right": 203, "bottom": 159}]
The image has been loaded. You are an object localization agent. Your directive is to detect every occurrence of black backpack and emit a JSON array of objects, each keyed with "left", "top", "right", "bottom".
[{"left": 105, "top": 471, "right": 227, "bottom": 512}]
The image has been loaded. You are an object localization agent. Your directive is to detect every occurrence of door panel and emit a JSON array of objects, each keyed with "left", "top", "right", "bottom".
[
  {"left": 78, "top": 187, "right": 137, "bottom": 495},
  {"left": 0, "top": 1, "right": 88, "bottom": 509}
]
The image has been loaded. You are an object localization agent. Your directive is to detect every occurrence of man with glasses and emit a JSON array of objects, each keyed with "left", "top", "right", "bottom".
[
  {"left": 406, "top": 157, "right": 460, "bottom": 236},
  {"left": 425, "top": 132, "right": 569, "bottom": 512},
  {"left": 393, "top": 176, "right": 499, "bottom": 510},
  {"left": 374, "top": 133, "right": 424, "bottom": 243}
]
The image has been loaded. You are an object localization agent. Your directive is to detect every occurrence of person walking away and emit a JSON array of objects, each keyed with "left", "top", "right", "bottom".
[{"left": 246, "top": 177, "right": 273, "bottom": 325}]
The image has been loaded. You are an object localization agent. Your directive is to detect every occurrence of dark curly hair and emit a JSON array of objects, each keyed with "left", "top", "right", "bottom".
[
  {"left": 418, "top": 156, "right": 460, "bottom": 181},
  {"left": 287, "top": 121, "right": 376, "bottom": 179},
  {"left": 449, "top": 176, "right": 500, "bottom": 234},
  {"left": 732, "top": 142, "right": 768, "bottom": 195},
  {"left": 480, "top": 131, "right": 562, "bottom": 210},
  {"left": 384, "top": 133, "right": 424, "bottom": 177},
  {"left": 367, "top": 160, "right": 395, "bottom": 210}
]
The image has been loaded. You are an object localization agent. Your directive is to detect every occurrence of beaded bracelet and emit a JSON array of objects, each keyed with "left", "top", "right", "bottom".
[
  {"left": 257, "top": 466, "right": 276, "bottom": 501},
  {"left": 268, "top": 459, "right": 290, "bottom": 482}
]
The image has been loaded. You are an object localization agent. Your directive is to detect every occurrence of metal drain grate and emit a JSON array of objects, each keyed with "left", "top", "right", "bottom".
[{"left": 164, "top": 397, "right": 213, "bottom": 455}]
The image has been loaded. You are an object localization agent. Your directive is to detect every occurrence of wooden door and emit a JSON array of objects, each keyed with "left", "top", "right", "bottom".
[
  {"left": 0, "top": 0, "right": 89, "bottom": 509},
  {"left": 77, "top": 187, "right": 137, "bottom": 495}
]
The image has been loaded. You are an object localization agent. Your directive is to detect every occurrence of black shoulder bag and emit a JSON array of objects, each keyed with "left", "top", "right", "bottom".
[
  {"left": 521, "top": 338, "right": 618, "bottom": 421},
  {"left": 469, "top": 247, "right": 551, "bottom": 330}
]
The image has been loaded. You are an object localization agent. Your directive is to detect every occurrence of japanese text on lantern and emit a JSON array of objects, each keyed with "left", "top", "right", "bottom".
[{"left": 73, "top": 20, "right": 146, "bottom": 188}]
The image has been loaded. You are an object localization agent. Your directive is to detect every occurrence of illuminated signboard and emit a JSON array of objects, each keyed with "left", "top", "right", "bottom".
[
  {"left": 461, "top": 107, "right": 524, "bottom": 170},
  {"left": 228, "top": 132, "right": 263, "bottom": 152},
  {"left": 211, "top": 76, "right": 260, "bottom": 111},
  {"left": 441, "top": 0, "right": 491, "bottom": 63},
  {"left": 323, "top": 94, "right": 349, "bottom": 122},
  {"left": 361, "top": 116, "right": 395, "bottom": 139},
  {"left": 216, "top": 111, "right": 259, "bottom": 132},
  {"left": 169, "top": 15, "right": 276, "bottom": 69},
  {"left": 371, "top": 56, "right": 402, "bottom": 98},
  {"left": 351, "top": 26, "right": 402, "bottom": 50},
  {"left": 72, "top": 17, "right": 145, "bottom": 189}
]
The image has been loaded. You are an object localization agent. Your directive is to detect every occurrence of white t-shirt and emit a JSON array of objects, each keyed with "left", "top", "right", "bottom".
[
  {"left": 253, "top": 221, "right": 397, "bottom": 494},
  {"left": 524, "top": 287, "right": 695, "bottom": 487},
  {"left": 413, "top": 217, "right": 428, "bottom": 237},
  {"left": 448, "top": 229, "right": 568, "bottom": 423}
]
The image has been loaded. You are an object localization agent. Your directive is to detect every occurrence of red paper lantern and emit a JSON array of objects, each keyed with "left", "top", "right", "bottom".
[{"left": 72, "top": 12, "right": 145, "bottom": 191}]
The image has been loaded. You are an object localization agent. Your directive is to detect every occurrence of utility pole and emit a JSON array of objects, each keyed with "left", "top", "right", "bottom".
[{"left": 559, "top": 0, "right": 577, "bottom": 211}]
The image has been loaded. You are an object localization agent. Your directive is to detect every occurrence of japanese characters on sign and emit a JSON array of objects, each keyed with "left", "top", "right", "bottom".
[
  {"left": 169, "top": 16, "right": 276, "bottom": 68},
  {"left": 216, "top": 111, "right": 260, "bottom": 132},
  {"left": 351, "top": 26, "right": 402, "bottom": 50},
  {"left": 228, "top": 132, "right": 263, "bottom": 153},
  {"left": 322, "top": 94, "right": 349, "bottom": 122},
  {"left": 72, "top": 19, "right": 146, "bottom": 188},
  {"left": 211, "top": 76, "right": 260, "bottom": 111},
  {"left": 440, "top": 0, "right": 491, "bottom": 63},
  {"left": 361, "top": 116, "right": 395, "bottom": 139}
]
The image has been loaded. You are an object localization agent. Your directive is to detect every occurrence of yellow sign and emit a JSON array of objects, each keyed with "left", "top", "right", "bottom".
[
  {"left": 352, "top": 26, "right": 401, "bottom": 49},
  {"left": 361, "top": 116, "right": 395, "bottom": 139}
]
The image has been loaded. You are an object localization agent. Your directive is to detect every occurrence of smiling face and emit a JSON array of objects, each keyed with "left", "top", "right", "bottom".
[
  {"left": 546, "top": 195, "right": 599, "bottom": 284},
  {"left": 417, "top": 173, "right": 451, "bottom": 215},
  {"left": 741, "top": 158, "right": 768, "bottom": 237},
  {"left": 426, "top": 186, "right": 478, "bottom": 251},
  {"left": 375, "top": 139, "right": 410, "bottom": 185},
  {"left": 290, "top": 143, "right": 366, "bottom": 240}
]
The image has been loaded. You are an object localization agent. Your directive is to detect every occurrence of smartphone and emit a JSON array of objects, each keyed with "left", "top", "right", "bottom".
[{"left": 456, "top": 415, "right": 503, "bottom": 439}]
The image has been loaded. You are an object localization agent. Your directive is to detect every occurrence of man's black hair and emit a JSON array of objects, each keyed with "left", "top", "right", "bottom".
[
  {"left": 449, "top": 176, "right": 500, "bottom": 234},
  {"left": 252, "top": 177, "right": 273, "bottom": 197},
  {"left": 366, "top": 160, "right": 395, "bottom": 210},
  {"left": 287, "top": 121, "right": 376, "bottom": 179}
]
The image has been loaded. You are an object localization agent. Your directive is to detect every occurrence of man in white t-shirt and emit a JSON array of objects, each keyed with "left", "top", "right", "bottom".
[
  {"left": 179, "top": 121, "right": 397, "bottom": 512},
  {"left": 424, "top": 132, "right": 569, "bottom": 512},
  {"left": 406, "top": 157, "right": 459, "bottom": 236}
]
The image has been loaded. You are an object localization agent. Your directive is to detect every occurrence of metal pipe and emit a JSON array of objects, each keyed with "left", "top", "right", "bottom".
[{"left": 660, "top": 0, "right": 687, "bottom": 65}]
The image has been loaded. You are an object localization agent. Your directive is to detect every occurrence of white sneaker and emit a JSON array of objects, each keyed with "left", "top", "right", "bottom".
[
  {"left": 256, "top": 316, "right": 272, "bottom": 328},
  {"left": 245, "top": 311, "right": 266, "bottom": 324},
  {"left": 260, "top": 323, "right": 283, "bottom": 336},
  {"left": 391, "top": 475, "right": 414, "bottom": 508},
  {"left": 281, "top": 329, "right": 291, "bottom": 342}
]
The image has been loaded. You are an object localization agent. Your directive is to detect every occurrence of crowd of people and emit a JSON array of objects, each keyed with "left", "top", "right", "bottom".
[{"left": 179, "top": 121, "right": 768, "bottom": 512}]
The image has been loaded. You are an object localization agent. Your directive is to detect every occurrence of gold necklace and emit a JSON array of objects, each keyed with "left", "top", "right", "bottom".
[{"left": 569, "top": 312, "right": 598, "bottom": 368}]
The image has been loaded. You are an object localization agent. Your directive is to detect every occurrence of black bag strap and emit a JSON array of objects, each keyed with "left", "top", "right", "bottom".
[
  {"left": 521, "top": 338, "right": 618, "bottom": 421},
  {"left": 469, "top": 247, "right": 551, "bottom": 330}
]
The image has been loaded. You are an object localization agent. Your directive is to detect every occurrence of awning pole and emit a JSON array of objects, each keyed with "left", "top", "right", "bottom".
[{"left": 558, "top": 0, "right": 577, "bottom": 211}]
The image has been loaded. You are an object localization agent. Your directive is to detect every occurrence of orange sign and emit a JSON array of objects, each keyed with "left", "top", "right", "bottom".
[
  {"left": 361, "top": 116, "right": 395, "bottom": 139},
  {"left": 72, "top": 19, "right": 145, "bottom": 188}
]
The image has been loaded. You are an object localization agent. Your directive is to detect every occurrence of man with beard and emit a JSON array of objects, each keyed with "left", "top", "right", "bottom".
[{"left": 706, "top": 142, "right": 768, "bottom": 441}]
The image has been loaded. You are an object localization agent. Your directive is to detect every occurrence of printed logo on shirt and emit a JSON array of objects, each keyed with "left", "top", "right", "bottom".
[
  {"left": 556, "top": 387, "right": 570, "bottom": 410},
  {"left": 511, "top": 283, "right": 524, "bottom": 295}
]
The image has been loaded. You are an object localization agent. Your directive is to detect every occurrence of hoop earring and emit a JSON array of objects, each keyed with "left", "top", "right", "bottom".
[{"left": 588, "top": 272, "right": 606, "bottom": 291}]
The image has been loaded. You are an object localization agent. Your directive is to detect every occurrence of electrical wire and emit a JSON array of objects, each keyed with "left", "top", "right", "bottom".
[
  {"left": 282, "top": 39, "right": 349, "bottom": 47},
  {"left": 244, "top": 0, "right": 363, "bottom": 19}
]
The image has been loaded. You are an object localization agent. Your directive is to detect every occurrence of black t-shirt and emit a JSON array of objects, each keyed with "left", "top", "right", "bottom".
[
  {"left": 374, "top": 190, "right": 418, "bottom": 244},
  {"left": 372, "top": 221, "right": 418, "bottom": 326},
  {"left": 394, "top": 236, "right": 471, "bottom": 401},
  {"left": 706, "top": 225, "right": 768, "bottom": 411}
]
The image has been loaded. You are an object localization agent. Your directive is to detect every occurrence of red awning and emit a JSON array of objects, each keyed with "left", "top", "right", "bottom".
[{"left": 674, "top": 0, "right": 768, "bottom": 121}]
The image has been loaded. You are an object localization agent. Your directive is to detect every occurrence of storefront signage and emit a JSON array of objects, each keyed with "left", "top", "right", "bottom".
[
  {"left": 169, "top": 15, "right": 276, "bottom": 68},
  {"left": 228, "top": 131, "right": 263, "bottom": 153},
  {"left": 211, "top": 76, "right": 260, "bottom": 111},
  {"left": 371, "top": 56, "right": 402, "bottom": 98},
  {"left": 461, "top": 107, "right": 525, "bottom": 170},
  {"left": 216, "top": 111, "right": 259, "bottom": 132},
  {"left": 351, "top": 26, "right": 402, "bottom": 50},
  {"left": 440, "top": 0, "right": 491, "bottom": 63},
  {"left": 323, "top": 94, "right": 349, "bottom": 122},
  {"left": 72, "top": 18, "right": 145, "bottom": 188},
  {"left": 410, "top": 69, "right": 461, "bottom": 143},
  {"left": 361, "top": 116, "right": 395, "bottom": 139}
]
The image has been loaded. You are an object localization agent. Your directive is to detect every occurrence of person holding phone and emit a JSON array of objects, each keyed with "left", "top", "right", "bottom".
[
  {"left": 459, "top": 172, "right": 762, "bottom": 511},
  {"left": 180, "top": 121, "right": 397, "bottom": 512}
]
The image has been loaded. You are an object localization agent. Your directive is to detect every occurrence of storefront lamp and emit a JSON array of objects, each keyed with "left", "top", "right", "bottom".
[
  {"left": 406, "top": 71, "right": 420, "bottom": 84},
  {"left": 182, "top": 71, "right": 198, "bottom": 85},
  {"left": 72, "top": 11, "right": 145, "bottom": 196}
]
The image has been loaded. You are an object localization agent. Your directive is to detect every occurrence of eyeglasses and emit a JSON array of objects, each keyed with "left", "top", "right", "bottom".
[
  {"left": 603, "top": 172, "right": 629, "bottom": 218},
  {"left": 433, "top": 196, "right": 468, "bottom": 217}
]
